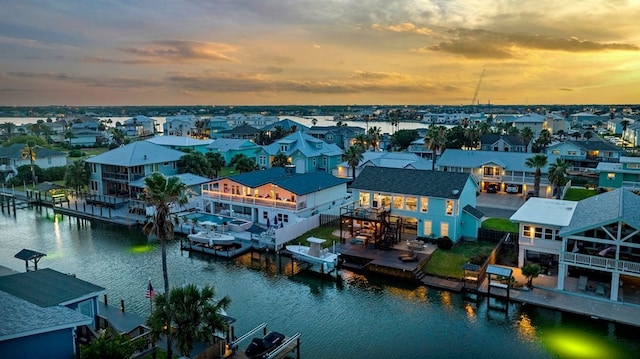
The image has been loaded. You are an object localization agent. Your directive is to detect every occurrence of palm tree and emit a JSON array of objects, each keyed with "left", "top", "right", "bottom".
[
  {"left": 507, "top": 125, "right": 519, "bottom": 136},
  {"left": 311, "top": 118, "right": 318, "bottom": 126},
  {"left": 525, "top": 154, "right": 548, "bottom": 197},
  {"left": 536, "top": 129, "right": 552, "bottom": 153},
  {"left": 390, "top": 110, "right": 400, "bottom": 134},
  {"left": 64, "top": 160, "right": 90, "bottom": 193},
  {"left": 142, "top": 173, "right": 189, "bottom": 359},
  {"left": 21, "top": 140, "right": 37, "bottom": 185},
  {"left": 367, "top": 126, "right": 382, "bottom": 151},
  {"left": 583, "top": 130, "right": 593, "bottom": 143},
  {"left": 111, "top": 127, "right": 125, "bottom": 145},
  {"left": 548, "top": 158, "right": 570, "bottom": 198},
  {"left": 271, "top": 153, "right": 291, "bottom": 167},
  {"left": 621, "top": 119, "right": 630, "bottom": 141},
  {"left": 205, "top": 152, "right": 225, "bottom": 178},
  {"left": 353, "top": 134, "right": 369, "bottom": 150},
  {"left": 272, "top": 125, "right": 287, "bottom": 140},
  {"left": 571, "top": 131, "right": 581, "bottom": 141},
  {"left": 254, "top": 129, "right": 271, "bottom": 145},
  {"left": 232, "top": 155, "right": 257, "bottom": 173},
  {"left": 147, "top": 284, "right": 230, "bottom": 358},
  {"left": 2, "top": 122, "right": 16, "bottom": 140},
  {"left": 343, "top": 145, "right": 364, "bottom": 181},
  {"left": 519, "top": 127, "right": 535, "bottom": 152},
  {"left": 424, "top": 125, "right": 448, "bottom": 170}
]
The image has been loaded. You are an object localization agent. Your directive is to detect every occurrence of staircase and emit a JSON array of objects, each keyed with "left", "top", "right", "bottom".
[{"left": 413, "top": 268, "right": 427, "bottom": 282}]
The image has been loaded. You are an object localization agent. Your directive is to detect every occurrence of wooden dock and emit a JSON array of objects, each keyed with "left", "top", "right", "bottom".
[{"left": 336, "top": 243, "right": 431, "bottom": 282}]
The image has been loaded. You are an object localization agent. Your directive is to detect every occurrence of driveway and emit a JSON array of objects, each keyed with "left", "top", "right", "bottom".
[{"left": 476, "top": 192, "right": 525, "bottom": 219}]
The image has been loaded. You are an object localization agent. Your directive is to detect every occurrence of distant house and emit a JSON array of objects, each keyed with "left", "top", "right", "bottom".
[
  {"left": 546, "top": 139, "right": 622, "bottom": 168},
  {"left": 0, "top": 144, "right": 67, "bottom": 179},
  {"left": 333, "top": 151, "right": 432, "bottom": 179},
  {"left": 262, "top": 118, "right": 309, "bottom": 134},
  {"left": 348, "top": 167, "right": 482, "bottom": 242},
  {"left": 480, "top": 134, "right": 529, "bottom": 152},
  {"left": 0, "top": 268, "right": 105, "bottom": 359},
  {"left": 206, "top": 138, "right": 261, "bottom": 164},
  {"left": 85, "top": 141, "right": 184, "bottom": 198},
  {"left": 213, "top": 124, "right": 259, "bottom": 140},
  {"left": 256, "top": 131, "right": 343, "bottom": 173},
  {"left": 163, "top": 115, "right": 198, "bottom": 137},
  {"left": 545, "top": 112, "right": 568, "bottom": 134},
  {"left": 623, "top": 123, "right": 640, "bottom": 147},
  {"left": 117, "top": 115, "right": 156, "bottom": 138},
  {"left": 226, "top": 113, "right": 278, "bottom": 128},
  {"left": 206, "top": 116, "right": 231, "bottom": 137},
  {"left": 505, "top": 113, "right": 546, "bottom": 135},
  {"left": 596, "top": 157, "right": 640, "bottom": 190},
  {"left": 199, "top": 167, "right": 350, "bottom": 245},
  {"left": 436, "top": 149, "right": 560, "bottom": 196},
  {"left": 569, "top": 112, "right": 608, "bottom": 127},
  {"left": 130, "top": 172, "right": 211, "bottom": 196},
  {"left": 68, "top": 129, "right": 106, "bottom": 147},
  {"left": 407, "top": 137, "right": 443, "bottom": 160},
  {"left": 306, "top": 125, "right": 365, "bottom": 149},
  {"left": 146, "top": 135, "right": 213, "bottom": 154}
]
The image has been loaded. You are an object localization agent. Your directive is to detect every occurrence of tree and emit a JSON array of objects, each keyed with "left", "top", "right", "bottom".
[
  {"left": 621, "top": 119, "right": 630, "bottom": 141},
  {"left": 571, "top": 131, "right": 581, "bottom": 141},
  {"left": 390, "top": 110, "right": 400, "bottom": 134},
  {"left": 343, "top": 145, "right": 364, "bottom": 181},
  {"left": 353, "top": 133, "right": 369, "bottom": 150},
  {"left": 311, "top": 118, "right": 318, "bottom": 126},
  {"left": 110, "top": 128, "right": 125, "bottom": 145},
  {"left": 507, "top": 125, "right": 519, "bottom": 136},
  {"left": 390, "top": 129, "right": 419, "bottom": 151},
  {"left": 271, "top": 125, "right": 287, "bottom": 140},
  {"left": 2, "top": 121, "right": 16, "bottom": 140},
  {"left": 271, "top": 153, "right": 290, "bottom": 167},
  {"left": 142, "top": 173, "right": 189, "bottom": 359},
  {"left": 425, "top": 125, "right": 448, "bottom": 170},
  {"left": 367, "top": 126, "right": 382, "bottom": 151},
  {"left": 178, "top": 152, "right": 213, "bottom": 177},
  {"left": 522, "top": 263, "right": 543, "bottom": 288},
  {"left": 147, "top": 284, "right": 231, "bottom": 358},
  {"left": 230, "top": 154, "right": 257, "bottom": 173},
  {"left": 254, "top": 129, "right": 271, "bottom": 145},
  {"left": 536, "top": 129, "right": 552, "bottom": 153},
  {"left": 519, "top": 127, "right": 535, "bottom": 152},
  {"left": 205, "top": 152, "right": 225, "bottom": 178},
  {"left": 583, "top": 130, "right": 593, "bottom": 143},
  {"left": 525, "top": 154, "right": 548, "bottom": 197},
  {"left": 81, "top": 327, "right": 137, "bottom": 359},
  {"left": 548, "top": 158, "right": 570, "bottom": 199},
  {"left": 65, "top": 160, "right": 90, "bottom": 192},
  {"left": 21, "top": 140, "right": 38, "bottom": 185}
]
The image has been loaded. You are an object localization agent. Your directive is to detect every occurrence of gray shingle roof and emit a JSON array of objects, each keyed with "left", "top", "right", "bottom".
[
  {"left": 480, "top": 134, "right": 527, "bottom": 146},
  {"left": 262, "top": 131, "right": 343, "bottom": 157},
  {"left": 0, "top": 143, "right": 66, "bottom": 159},
  {"left": 0, "top": 268, "right": 105, "bottom": 307},
  {"left": 558, "top": 189, "right": 640, "bottom": 236},
  {"left": 146, "top": 135, "right": 213, "bottom": 147},
  {"left": 0, "top": 290, "right": 92, "bottom": 340},
  {"left": 85, "top": 141, "right": 184, "bottom": 166},
  {"left": 227, "top": 167, "right": 349, "bottom": 195},
  {"left": 463, "top": 205, "right": 484, "bottom": 219},
  {"left": 351, "top": 167, "right": 472, "bottom": 199},
  {"left": 437, "top": 149, "right": 559, "bottom": 173}
]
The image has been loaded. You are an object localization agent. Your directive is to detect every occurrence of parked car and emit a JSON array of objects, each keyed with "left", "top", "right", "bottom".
[
  {"left": 505, "top": 184, "right": 519, "bottom": 194},
  {"left": 526, "top": 190, "right": 538, "bottom": 200},
  {"left": 486, "top": 184, "right": 499, "bottom": 193}
]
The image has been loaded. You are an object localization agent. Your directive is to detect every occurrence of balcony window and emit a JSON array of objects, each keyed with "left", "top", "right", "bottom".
[
  {"left": 551, "top": 150, "right": 560, "bottom": 155},
  {"left": 393, "top": 196, "right": 404, "bottom": 210},
  {"left": 406, "top": 197, "right": 417, "bottom": 211},
  {"left": 446, "top": 200, "right": 454, "bottom": 216},
  {"left": 608, "top": 173, "right": 615, "bottom": 180},
  {"left": 360, "top": 192, "right": 370, "bottom": 207},
  {"left": 421, "top": 197, "right": 428, "bottom": 212}
]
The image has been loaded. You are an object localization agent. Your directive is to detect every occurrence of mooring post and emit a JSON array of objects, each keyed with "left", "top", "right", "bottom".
[
  {"left": 120, "top": 299, "right": 125, "bottom": 312},
  {"left": 104, "top": 294, "right": 108, "bottom": 306}
]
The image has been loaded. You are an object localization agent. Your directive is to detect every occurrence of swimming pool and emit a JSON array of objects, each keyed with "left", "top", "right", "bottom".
[{"left": 184, "top": 212, "right": 232, "bottom": 225}]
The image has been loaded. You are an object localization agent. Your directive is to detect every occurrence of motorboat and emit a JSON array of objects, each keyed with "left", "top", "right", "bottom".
[
  {"left": 245, "top": 331, "right": 285, "bottom": 358},
  {"left": 286, "top": 237, "right": 338, "bottom": 273},
  {"left": 188, "top": 230, "right": 236, "bottom": 246}
]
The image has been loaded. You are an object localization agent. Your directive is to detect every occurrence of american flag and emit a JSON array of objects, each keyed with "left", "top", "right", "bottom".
[{"left": 145, "top": 281, "right": 155, "bottom": 299}]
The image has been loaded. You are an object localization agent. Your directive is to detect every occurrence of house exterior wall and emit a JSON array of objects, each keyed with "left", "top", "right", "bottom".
[
  {"left": 88, "top": 161, "right": 179, "bottom": 196},
  {"left": 0, "top": 328, "right": 76, "bottom": 359},
  {"left": 12, "top": 156, "right": 67, "bottom": 169},
  {"left": 516, "top": 222, "right": 563, "bottom": 267},
  {"left": 547, "top": 142, "right": 587, "bottom": 161}
]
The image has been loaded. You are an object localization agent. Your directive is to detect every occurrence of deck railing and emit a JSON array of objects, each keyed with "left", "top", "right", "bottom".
[
  {"left": 202, "top": 190, "right": 298, "bottom": 210},
  {"left": 561, "top": 252, "right": 640, "bottom": 274}
]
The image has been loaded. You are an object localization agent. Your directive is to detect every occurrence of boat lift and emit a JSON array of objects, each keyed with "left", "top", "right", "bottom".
[
  {"left": 228, "top": 322, "right": 267, "bottom": 353},
  {"left": 265, "top": 333, "right": 301, "bottom": 359},
  {"left": 226, "top": 322, "right": 301, "bottom": 359}
]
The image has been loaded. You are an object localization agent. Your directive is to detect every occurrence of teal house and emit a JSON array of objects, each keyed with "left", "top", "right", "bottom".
[
  {"left": 146, "top": 135, "right": 213, "bottom": 154},
  {"left": 348, "top": 167, "right": 482, "bottom": 243},
  {"left": 597, "top": 157, "right": 640, "bottom": 190},
  {"left": 256, "top": 131, "right": 343, "bottom": 173},
  {"left": 206, "top": 138, "right": 261, "bottom": 164}
]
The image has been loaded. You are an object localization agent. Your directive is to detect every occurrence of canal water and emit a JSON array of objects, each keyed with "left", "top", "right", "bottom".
[{"left": 2, "top": 207, "right": 639, "bottom": 359}]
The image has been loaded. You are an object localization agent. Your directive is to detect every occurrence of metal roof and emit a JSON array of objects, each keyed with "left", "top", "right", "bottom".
[
  {"left": 85, "top": 141, "right": 184, "bottom": 166},
  {"left": 486, "top": 265, "right": 512, "bottom": 277},
  {"left": 227, "top": 167, "right": 349, "bottom": 195},
  {"left": 437, "top": 149, "right": 559, "bottom": 173}
]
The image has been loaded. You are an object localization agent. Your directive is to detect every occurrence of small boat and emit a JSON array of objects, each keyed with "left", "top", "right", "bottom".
[
  {"left": 188, "top": 230, "right": 236, "bottom": 246},
  {"left": 286, "top": 237, "right": 338, "bottom": 273},
  {"left": 245, "top": 331, "right": 285, "bottom": 358}
]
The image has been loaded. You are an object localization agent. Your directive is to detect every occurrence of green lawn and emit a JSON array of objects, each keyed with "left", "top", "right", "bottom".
[
  {"left": 292, "top": 226, "right": 341, "bottom": 248},
  {"left": 563, "top": 188, "right": 598, "bottom": 201},
  {"left": 423, "top": 241, "right": 496, "bottom": 279},
  {"left": 481, "top": 218, "right": 518, "bottom": 232}
]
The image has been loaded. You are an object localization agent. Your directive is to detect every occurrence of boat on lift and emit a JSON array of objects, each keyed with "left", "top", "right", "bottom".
[
  {"left": 286, "top": 237, "right": 338, "bottom": 273},
  {"left": 245, "top": 331, "right": 286, "bottom": 358}
]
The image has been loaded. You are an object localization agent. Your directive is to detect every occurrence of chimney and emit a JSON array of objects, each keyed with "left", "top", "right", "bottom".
[{"left": 285, "top": 164, "right": 296, "bottom": 176}]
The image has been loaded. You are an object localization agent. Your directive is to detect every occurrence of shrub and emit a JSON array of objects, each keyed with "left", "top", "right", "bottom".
[
  {"left": 69, "top": 150, "right": 83, "bottom": 157},
  {"left": 469, "top": 251, "right": 488, "bottom": 265},
  {"left": 437, "top": 236, "right": 453, "bottom": 250}
]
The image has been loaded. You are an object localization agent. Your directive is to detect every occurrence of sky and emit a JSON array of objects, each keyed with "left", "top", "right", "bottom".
[{"left": 1, "top": 1, "right": 639, "bottom": 106}]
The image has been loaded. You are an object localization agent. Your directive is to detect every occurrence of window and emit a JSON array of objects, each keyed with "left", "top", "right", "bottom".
[
  {"left": 607, "top": 173, "right": 615, "bottom": 180},
  {"left": 322, "top": 156, "right": 327, "bottom": 168},
  {"left": 568, "top": 151, "right": 576, "bottom": 155},
  {"left": 523, "top": 225, "right": 532, "bottom": 237},
  {"left": 263, "top": 211, "right": 268, "bottom": 219},
  {"left": 163, "top": 162, "right": 169, "bottom": 166},
  {"left": 359, "top": 192, "right": 370, "bottom": 207},
  {"left": 280, "top": 145, "right": 288, "bottom": 152},
  {"left": 446, "top": 200, "right": 454, "bottom": 215},
  {"left": 421, "top": 197, "right": 428, "bottom": 212},
  {"left": 406, "top": 197, "right": 417, "bottom": 211},
  {"left": 440, "top": 222, "right": 449, "bottom": 237},
  {"left": 77, "top": 300, "right": 94, "bottom": 321},
  {"left": 551, "top": 150, "right": 560, "bottom": 154},
  {"left": 393, "top": 196, "right": 404, "bottom": 210},
  {"left": 277, "top": 213, "right": 288, "bottom": 222},
  {"left": 312, "top": 158, "right": 317, "bottom": 167},
  {"left": 484, "top": 167, "right": 494, "bottom": 176},
  {"left": 259, "top": 155, "right": 267, "bottom": 166},
  {"left": 423, "top": 220, "right": 432, "bottom": 237}
]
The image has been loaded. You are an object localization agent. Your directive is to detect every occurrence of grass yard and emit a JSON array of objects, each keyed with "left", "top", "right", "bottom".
[
  {"left": 481, "top": 218, "right": 518, "bottom": 232},
  {"left": 292, "top": 226, "right": 341, "bottom": 248},
  {"left": 423, "top": 241, "right": 496, "bottom": 279},
  {"left": 563, "top": 187, "right": 598, "bottom": 201}
]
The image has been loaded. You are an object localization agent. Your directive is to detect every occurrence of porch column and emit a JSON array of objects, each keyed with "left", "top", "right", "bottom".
[
  {"left": 610, "top": 272, "right": 620, "bottom": 301},
  {"left": 518, "top": 246, "right": 525, "bottom": 268},
  {"left": 557, "top": 263, "right": 567, "bottom": 290}
]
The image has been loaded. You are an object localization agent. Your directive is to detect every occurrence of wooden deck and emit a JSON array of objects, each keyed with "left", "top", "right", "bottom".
[{"left": 336, "top": 243, "right": 431, "bottom": 281}]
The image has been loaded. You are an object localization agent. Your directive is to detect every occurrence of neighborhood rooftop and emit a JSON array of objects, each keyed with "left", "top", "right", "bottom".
[
  {"left": 85, "top": 141, "right": 184, "bottom": 166},
  {"left": 227, "top": 167, "right": 349, "bottom": 195},
  {"left": 510, "top": 197, "right": 578, "bottom": 227}
]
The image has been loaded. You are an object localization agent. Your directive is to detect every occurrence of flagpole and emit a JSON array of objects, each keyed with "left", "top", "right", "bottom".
[{"left": 147, "top": 278, "right": 153, "bottom": 314}]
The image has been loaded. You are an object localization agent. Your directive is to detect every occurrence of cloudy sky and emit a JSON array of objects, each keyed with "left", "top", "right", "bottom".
[{"left": 1, "top": 1, "right": 639, "bottom": 106}]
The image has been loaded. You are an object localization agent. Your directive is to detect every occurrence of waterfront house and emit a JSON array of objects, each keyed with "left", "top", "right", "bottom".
[
  {"left": 510, "top": 189, "right": 640, "bottom": 302},
  {"left": 227, "top": 113, "right": 278, "bottom": 128},
  {"left": 130, "top": 172, "right": 211, "bottom": 196},
  {"left": 206, "top": 115, "right": 231, "bottom": 137},
  {"left": 85, "top": 141, "right": 183, "bottom": 198},
  {"left": 347, "top": 167, "right": 482, "bottom": 243},
  {"left": 596, "top": 156, "right": 640, "bottom": 190},
  {"left": 206, "top": 138, "right": 261, "bottom": 165},
  {"left": 480, "top": 134, "right": 529, "bottom": 152},
  {"left": 213, "top": 124, "right": 259, "bottom": 140},
  {"left": 163, "top": 115, "right": 198, "bottom": 137},
  {"left": 117, "top": 115, "right": 156, "bottom": 138},
  {"left": 262, "top": 118, "right": 309, "bottom": 134},
  {"left": 407, "top": 137, "right": 443, "bottom": 159},
  {"left": 0, "top": 144, "right": 67, "bottom": 181},
  {"left": 546, "top": 139, "right": 622, "bottom": 169},
  {"left": 199, "top": 166, "right": 350, "bottom": 228},
  {"left": 0, "top": 268, "right": 104, "bottom": 359},
  {"left": 256, "top": 131, "right": 343, "bottom": 173},
  {"left": 146, "top": 135, "right": 213, "bottom": 154},
  {"left": 505, "top": 113, "right": 546, "bottom": 135},
  {"left": 606, "top": 117, "right": 633, "bottom": 135},
  {"left": 306, "top": 125, "right": 365, "bottom": 149},
  {"left": 333, "top": 151, "right": 432, "bottom": 180},
  {"left": 436, "top": 149, "right": 559, "bottom": 196}
]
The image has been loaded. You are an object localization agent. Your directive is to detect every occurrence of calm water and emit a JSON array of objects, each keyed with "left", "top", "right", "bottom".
[{"left": 2, "top": 207, "right": 639, "bottom": 359}]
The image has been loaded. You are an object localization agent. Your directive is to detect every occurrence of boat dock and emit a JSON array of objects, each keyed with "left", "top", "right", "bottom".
[{"left": 226, "top": 322, "right": 301, "bottom": 359}]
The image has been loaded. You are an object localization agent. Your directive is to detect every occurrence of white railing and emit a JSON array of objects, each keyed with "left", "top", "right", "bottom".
[
  {"left": 201, "top": 189, "right": 297, "bottom": 210},
  {"left": 561, "top": 252, "right": 640, "bottom": 274}
]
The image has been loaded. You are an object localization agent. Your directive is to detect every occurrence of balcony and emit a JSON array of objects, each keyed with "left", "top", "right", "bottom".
[
  {"left": 202, "top": 189, "right": 298, "bottom": 210},
  {"left": 561, "top": 251, "right": 640, "bottom": 275},
  {"left": 102, "top": 171, "right": 129, "bottom": 181}
]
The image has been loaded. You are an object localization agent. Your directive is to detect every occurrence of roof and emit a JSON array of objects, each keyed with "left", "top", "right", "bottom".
[
  {"left": 218, "top": 124, "right": 259, "bottom": 135},
  {"left": 207, "top": 138, "right": 259, "bottom": 152},
  {"left": 570, "top": 139, "right": 621, "bottom": 152},
  {"left": 262, "top": 131, "right": 343, "bottom": 157},
  {"left": 86, "top": 141, "right": 184, "bottom": 166},
  {"left": 480, "top": 134, "right": 527, "bottom": 146},
  {"left": 506, "top": 114, "right": 545, "bottom": 124},
  {"left": 351, "top": 167, "right": 472, "bottom": 199},
  {"left": 14, "top": 249, "right": 46, "bottom": 262},
  {"left": 146, "top": 135, "right": 213, "bottom": 147},
  {"left": 0, "top": 268, "right": 105, "bottom": 308},
  {"left": 558, "top": 189, "right": 640, "bottom": 236},
  {"left": 462, "top": 205, "right": 484, "bottom": 220},
  {"left": 436, "top": 149, "right": 559, "bottom": 173},
  {"left": 0, "top": 290, "right": 92, "bottom": 341},
  {"left": 130, "top": 172, "right": 212, "bottom": 188},
  {"left": 509, "top": 198, "right": 578, "bottom": 227},
  {"left": 262, "top": 118, "right": 309, "bottom": 132},
  {"left": 486, "top": 265, "right": 512, "bottom": 277},
  {"left": 124, "top": 115, "right": 154, "bottom": 124},
  {"left": 0, "top": 143, "right": 67, "bottom": 159},
  {"left": 227, "top": 167, "right": 349, "bottom": 195}
]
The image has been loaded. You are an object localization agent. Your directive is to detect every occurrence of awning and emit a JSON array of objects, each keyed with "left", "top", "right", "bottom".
[{"left": 486, "top": 264, "right": 512, "bottom": 277}]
